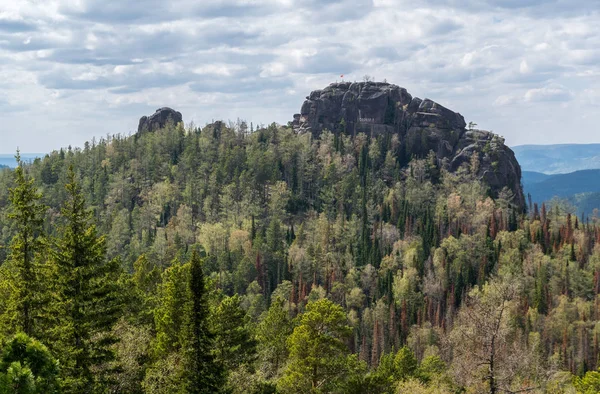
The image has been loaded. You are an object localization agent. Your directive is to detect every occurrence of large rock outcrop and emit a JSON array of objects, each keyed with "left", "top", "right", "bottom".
[
  {"left": 138, "top": 107, "right": 183, "bottom": 134},
  {"left": 292, "top": 82, "right": 524, "bottom": 209}
]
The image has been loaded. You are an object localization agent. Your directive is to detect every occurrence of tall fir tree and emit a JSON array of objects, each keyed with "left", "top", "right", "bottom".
[
  {"left": 49, "top": 166, "right": 122, "bottom": 393},
  {"left": 180, "top": 250, "right": 225, "bottom": 394},
  {"left": 1, "top": 152, "right": 47, "bottom": 337}
]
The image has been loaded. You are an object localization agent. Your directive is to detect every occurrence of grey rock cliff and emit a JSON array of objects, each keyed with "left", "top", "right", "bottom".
[
  {"left": 138, "top": 107, "right": 183, "bottom": 134},
  {"left": 292, "top": 82, "right": 524, "bottom": 209}
]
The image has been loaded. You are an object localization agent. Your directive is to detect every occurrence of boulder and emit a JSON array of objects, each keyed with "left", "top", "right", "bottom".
[
  {"left": 138, "top": 107, "right": 183, "bottom": 134},
  {"left": 292, "top": 82, "right": 524, "bottom": 209}
]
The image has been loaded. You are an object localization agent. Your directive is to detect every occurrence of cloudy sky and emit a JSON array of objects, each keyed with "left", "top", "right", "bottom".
[{"left": 1, "top": 0, "right": 599, "bottom": 153}]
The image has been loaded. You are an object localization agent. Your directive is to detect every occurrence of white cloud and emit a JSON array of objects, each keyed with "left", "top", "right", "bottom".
[
  {"left": 260, "top": 62, "right": 287, "bottom": 77},
  {"left": 0, "top": 0, "right": 600, "bottom": 152},
  {"left": 524, "top": 85, "right": 572, "bottom": 102},
  {"left": 461, "top": 52, "right": 475, "bottom": 67},
  {"left": 493, "top": 94, "right": 515, "bottom": 107}
]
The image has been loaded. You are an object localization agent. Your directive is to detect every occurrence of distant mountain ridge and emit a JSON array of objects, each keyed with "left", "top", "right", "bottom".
[
  {"left": 515, "top": 144, "right": 600, "bottom": 215},
  {"left": 513, "top": 144, "right": 600, "bottom": 174},
  {"left": 522, "top": 169, "right": 600, "bottom": 215},
  {"left": 0, "top": 153, "right": 43, "bottom": 168}
]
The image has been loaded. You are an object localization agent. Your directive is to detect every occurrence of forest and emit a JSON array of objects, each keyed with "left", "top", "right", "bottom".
[{"left": 1, "top": 119, "right": 600, "bottom": 393}]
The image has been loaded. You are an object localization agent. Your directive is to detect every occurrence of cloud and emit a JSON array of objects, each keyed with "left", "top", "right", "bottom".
[
  {"left": 0, "top": 18, "right": 37, "bottom": 33},
  {"left": 524, "top": 85, "right": 573, "bottom": 102},
  {"left": 0, "top": 0, "right": 599, "bottom": 152},
  {"left": 0, "top": 97, "right": 28, "bottom": 113}
]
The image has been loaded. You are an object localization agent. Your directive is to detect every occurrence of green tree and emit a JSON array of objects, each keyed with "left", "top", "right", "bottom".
[
  {"left": 0, "top": 333, "right": 59, "bottom": 394},
  {"left": 129, "top": 254, "right": 161, "bottom": 324},
  {"left": 367, "top": 347, "right": 419, "bottom": 394},
  {"left": 278, "top": 298, "right": 353, "bottom": 393},
  {"left": 180, "top": 250, "right": 225, "bottom": 394},
  {"left": 257, "top": 297, "right": 294, "bottom": 378},
  {"left": 152, "top": 261, "right": 188, "bottom": 357},
  {"left": 574, "top": 369, "right": 600, "bottom": 394},
  {"left": 212, "top": 294, "right": 257, "bottom": 371},
  {"left": 1, "top": 153, "right": 47, "bottom": 337},
  {"left": 0, "top": 361, "right": 35, "bottom": 394},
  {"left": 417, "top": 355, "right": 446, "bottom": 384},
  {"left": 49, "top": 166, "right": 122, "bottom": 393},
  {"left": 393, "top": 347, "right": 418, "bottom": 381}
]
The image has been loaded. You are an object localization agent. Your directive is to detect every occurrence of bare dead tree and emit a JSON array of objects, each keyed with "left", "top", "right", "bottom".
[{"left": 448, "top": 277, "right": 545, "bottom": 393}]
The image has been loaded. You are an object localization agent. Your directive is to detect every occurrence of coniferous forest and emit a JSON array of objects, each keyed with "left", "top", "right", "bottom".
[{"left": 2, "top": 120, "right": 600, "bottom": 393}]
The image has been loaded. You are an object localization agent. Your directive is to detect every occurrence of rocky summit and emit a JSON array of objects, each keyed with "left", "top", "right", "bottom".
[
  {"left": 138, "top": 107, "right": 183, "bottom": 134},
  {"left": 292, "top": 82, "right": 524, "bottom": 209}
]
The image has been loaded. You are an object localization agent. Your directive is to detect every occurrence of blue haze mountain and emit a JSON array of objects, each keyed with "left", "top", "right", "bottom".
[{"left": 512, "top": 144, "right": 600, "bottom": 175}]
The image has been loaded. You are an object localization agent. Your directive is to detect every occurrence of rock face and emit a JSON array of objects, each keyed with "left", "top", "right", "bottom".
[
  {"left": 293, "top": 82, "right": 524, "bottom": 209},
  {"left": 138, "top": 107, "right": 183, "bottom": 134}
]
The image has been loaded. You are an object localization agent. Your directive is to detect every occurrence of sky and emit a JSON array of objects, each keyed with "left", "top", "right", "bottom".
[{"left": 0, "top": 0, "right": 599, "bottom": 153}]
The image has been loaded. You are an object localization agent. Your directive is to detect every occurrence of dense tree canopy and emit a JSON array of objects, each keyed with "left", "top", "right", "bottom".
[{"left": 0, "top": 120, "right": 599, "bottom": 393}]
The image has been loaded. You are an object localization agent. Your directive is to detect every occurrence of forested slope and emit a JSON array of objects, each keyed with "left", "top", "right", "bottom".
[{"left": 0, "top": 117, "right": 599, "bottom": 393}]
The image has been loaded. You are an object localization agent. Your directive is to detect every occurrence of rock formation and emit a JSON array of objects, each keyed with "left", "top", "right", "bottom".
[
  {"left": 138, "top": 107, "right": 183, "bottom": 134},
  {"left": 292, "top": 82, "right": 524, "bottom": 209}
]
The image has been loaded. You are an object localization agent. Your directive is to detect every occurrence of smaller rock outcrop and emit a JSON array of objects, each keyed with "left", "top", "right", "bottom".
[{"left": 138, "top": 107, "right": 183, "bottom": 133}]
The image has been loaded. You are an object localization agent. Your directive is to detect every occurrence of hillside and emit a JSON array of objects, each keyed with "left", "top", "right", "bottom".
[
  {"left": 0, "top": 155, "right": 16, "bottom": 168},
  {"left": 521, "top": 170, "right": 551, "bottom": 184},
  {"left": 523, "top": 169, "right": 600, "bottom": 215},
  {"left": 517, "top": 145, "right": 600, "bottom": 216},
  {"left": 0, "top": 153, "right": 43, "bottom": 168},
  {"left": 513, "top": 143, "right": 600, "bottom": 174},
  {"left": 1, "top": 85, "right": 599, "bottom": 393}
]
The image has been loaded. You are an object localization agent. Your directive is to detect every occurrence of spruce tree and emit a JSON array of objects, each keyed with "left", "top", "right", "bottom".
[
  {"left": 50, "top": 166, "right": 122, "bottom": 393},
  {"left": 2, "top": 152, "right": 47, "bottom": 337},
  {"left": 180, "top": 250, "right": 225, "bottom": 393}
]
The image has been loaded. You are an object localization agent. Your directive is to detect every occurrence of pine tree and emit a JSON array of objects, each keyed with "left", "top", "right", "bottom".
[
  {"left": 393, "top": 346, "right": 417, "bottom": 381},
  {"left": 0, "top": 333, "right": 60, "bottom": 394},
  {"left": 180, "top": 250, "right": 225, "bottom": 393},
  {"left": 212, "top": 294, "right": 257, "bottom": 371},
  {"left": 257, "top": 297, "right": 293, "bottom": 378},
  {"left": 278, "top": 298, "right": 353, "bottom": 393},
  {"left": 1, "top": 153, "right": 47, "bottom": 338},
  {"left": 49, "top": 166, "right": 122, "bottom": 393}
]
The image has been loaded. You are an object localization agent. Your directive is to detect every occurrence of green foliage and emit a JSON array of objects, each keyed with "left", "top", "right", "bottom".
[
  {"left": 180, "top": 250, "right": 225, "bottom": 393},
  {"left": 257, "top": 297, "right": 294, "bottom": 379},
  {"left": 48, "top": 166, "right": 123, "bottom": 393},
  {"left": 212, "top": 294, "right": 257, "bottom": 372},
  {"left": 416, "top": 355, "right": 446, "bottom": 383},
  {"left": 279, "top": 298, "right": 353, "bottom": 393},
  {"left": 393, "top": 346, "right": 418, "bottom": 381},
  {"left": 109, "top": 319, "right": 152, "bottom": 394},
  {"left": 148, "top": 250, "right": 225, "bottom": 393},
  {"left": 1, "top": 121, "right": 600, "bottom": 393},
  {"left": 152, "top": 262, "right": 189, "bottom": 356},
  {"left": 574, "top": 369, "right": 600, "bottom": 394},
  {"left": 0, "top": 362, "right": 35, "bottom": 394},
  {"left": 141, "top": 353, "right": 182, "bottom": 394},
  {"left": 395, "top": 378, "right": 453, "bottom": 394},
  {"left": 1, "top": 154, "right": 47, "bottom": 337},
  {"left": 0, "top": 333, "right": 59, "bottom": 394}
]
